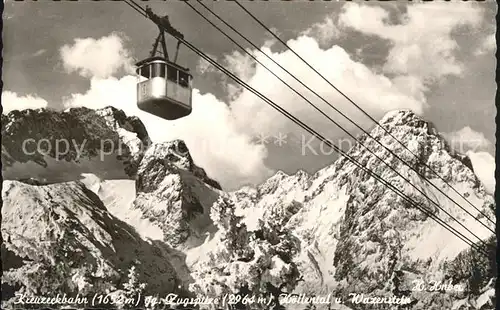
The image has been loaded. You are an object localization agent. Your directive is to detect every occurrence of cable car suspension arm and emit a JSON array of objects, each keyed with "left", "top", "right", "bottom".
[
  {"left": 145, "top": 5, "right": 184, "bottom": 62},
  {"left": 174, "top": 41, "right": 182, "bottom": 63},
  {"left": 150, "top": 27, "right": 169, "bottom": 59}
]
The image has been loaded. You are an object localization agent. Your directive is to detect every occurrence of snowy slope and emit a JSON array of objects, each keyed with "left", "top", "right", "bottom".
[
  {"left": 79, "top": 174, "right": 164, "bottom": 241},
  {"left": 1, "top": 107, "right": 495, "bottom": 310},
  {"left": 1, "top": 180, "right": 185, "bottom": 309}
]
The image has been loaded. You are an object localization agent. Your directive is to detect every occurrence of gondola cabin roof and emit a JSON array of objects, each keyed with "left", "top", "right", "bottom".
[{"left": 135, "top": 56, "right": 191, "bottom": 76}]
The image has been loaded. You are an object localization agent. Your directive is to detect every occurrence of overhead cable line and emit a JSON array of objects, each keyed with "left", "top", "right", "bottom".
[
  {"left": 122, "top": 0, "right": 492, "bottom": 258},
  {"left": 233, "top": 0, "right": 495, "bottom": 226},
  {"left": 182, "top": 0, "right": 494, "bottom": 241}
]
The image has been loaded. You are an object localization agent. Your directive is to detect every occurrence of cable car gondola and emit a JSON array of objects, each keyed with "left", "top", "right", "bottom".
[
  {"left": 135, "top": 7, "right": 193, "bottom": 120},
  {"left": 136, "top": 57, "right": 193, "bottom": 120}
]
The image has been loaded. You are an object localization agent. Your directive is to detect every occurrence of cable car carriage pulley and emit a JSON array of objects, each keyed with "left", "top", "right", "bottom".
[{"left": 135, "top": 6, "right": 193, "bottom": 120}]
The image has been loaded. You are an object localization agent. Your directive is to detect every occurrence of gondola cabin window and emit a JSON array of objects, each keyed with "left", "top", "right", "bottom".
[
  {"left": 166, "top": 64, "right": 191, "bottom": 105},
  {"left": 167, "top": 65, "right": 179, "bottom": 83},
  {"left": 179, "top": 71, "right": 190, "bottom": 88},
  {"left": 137, "top": 62, "right": 167, "bottom": 79},
  {"left": 139, "top": 65, "right": 151, "bottom": 79},
  {"left": 152, "top": 62, "right": 166, "bottom": 78}
]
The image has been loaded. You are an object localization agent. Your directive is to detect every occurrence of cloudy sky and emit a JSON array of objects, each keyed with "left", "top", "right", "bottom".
[{"left": 3, "top": 0, "right": 497, "bottom": 191}]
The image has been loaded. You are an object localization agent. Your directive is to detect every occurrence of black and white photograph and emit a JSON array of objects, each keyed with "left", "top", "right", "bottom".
[{"left": 1, "top": 0, "right": 497, "bottom": 309}]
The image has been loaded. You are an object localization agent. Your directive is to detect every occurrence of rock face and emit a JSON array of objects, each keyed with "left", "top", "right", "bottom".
[
  {"left": 134, "top": 140, "right": 222, "bottom": 247},
  {"left": 1, "top": 107, "right": 496, "bottom": 310}
]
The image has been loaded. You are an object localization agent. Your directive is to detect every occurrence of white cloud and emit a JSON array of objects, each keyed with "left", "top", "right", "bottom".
[
  {"left": 60, "top": 32, "right": 134, "bottom": 79},
  {"left": 2, "top": 91, "right": 48, "bottom": 114},
  {"left": 301, "top": 14, "right": 340, "bottom": 47},
  {"left": 467, "top": 151, "right": 495, "bottom": 195},
  {"left": 444, "top": 126, "right": 495, "bottom": 194},
  {"left": 339, "top": 3, "right": 483, "bottom": 85},
  {"left": 63, "top": 75, "right": 273, "bottom": 190},
  {"left": 180, "top": 31, "right": 432, "bottom": 176},
  {"left": 226, "top": 35, "right": 425, "bottom": 143},
  {"left": 224, "top": 50, "right": 257, "bottom": 82},
  {"left": 196, "top": 53, "right": 218, "bottom": 75},
  {"left": 262, "top": 27, "right": 281, "bottom": 49},
  {"left": 475, "top": 33, "right": 496, "bottom": 56},
  {"left": 169, "top": 90, "right": 273, "bottom": 188},
  {"left": 222, "top": 50, "right": 257, "bottom": 100},
  {"left": 444, "top": 126, "right": 492, "bottom": 153}
]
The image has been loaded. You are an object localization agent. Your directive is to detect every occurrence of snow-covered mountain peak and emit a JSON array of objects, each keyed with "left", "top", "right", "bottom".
[
  {"left": 1, "top": 106, "right": 151, "bottom": 182},
  {"left": 379, "top": 109, "right": 427, "bottom": 127},
  {"left": 2, "top": 107, "right": 495, "bottom": 310}
]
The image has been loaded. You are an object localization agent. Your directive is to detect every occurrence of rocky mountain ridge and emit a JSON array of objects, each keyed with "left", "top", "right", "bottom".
[{"left": 1, "top": 107, "right": 496, "bottom": 310}]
